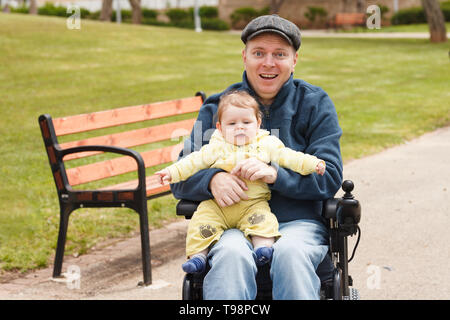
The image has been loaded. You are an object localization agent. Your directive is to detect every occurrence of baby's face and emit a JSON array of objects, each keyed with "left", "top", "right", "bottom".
[{"left": 217, "top": 105, "right": 260, "bottom": 146}]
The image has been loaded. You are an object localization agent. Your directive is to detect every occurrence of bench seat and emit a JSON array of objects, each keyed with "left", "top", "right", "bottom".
[{"left": 39, "top": 92, "right": 206, "bottom": 286}]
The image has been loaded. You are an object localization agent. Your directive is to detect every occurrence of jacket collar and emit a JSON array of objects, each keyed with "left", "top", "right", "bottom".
[{"left": 242, "top": 71, "right": 294, "bottom": 110}]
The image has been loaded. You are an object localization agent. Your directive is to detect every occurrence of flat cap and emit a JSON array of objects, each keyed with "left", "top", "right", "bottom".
[{"left": 241, "top": 14, "right": 301, "bottom": 51}]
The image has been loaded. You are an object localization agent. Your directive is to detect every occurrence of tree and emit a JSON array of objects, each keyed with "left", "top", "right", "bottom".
[
  {"left": 421, "top": 0, "right": 447, "bottom": 42},
  {"left": 129, "top": 0, "right": 142, "bottom": 24},
  {"left": 100, "top": 0, "right": 113, "bottom": 21},
  {"left": 270, "top": 0, "right": 285, "bottom": 14},
  {"left": 29, "top": 0, "right": 37, "bottom": 15}
]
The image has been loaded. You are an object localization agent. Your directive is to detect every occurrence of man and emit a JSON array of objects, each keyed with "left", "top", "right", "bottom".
[{"left": 171, "top": 15, "right": 343, "bottom": 300}]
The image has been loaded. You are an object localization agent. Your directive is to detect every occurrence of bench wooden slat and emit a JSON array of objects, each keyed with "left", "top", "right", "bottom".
[
  {"left": 61, "top": 118, "right": 195, "bottom": 161},
  {"left": 53, "top": 96, "right": 203, "bottom": 136},
  {"left": 335, "top": 13, "right": 366, "bottom": 26},
  {"left": 66, "top": 144, "right": 183, "bottom": 186},
  {"left": 100, "top": 175, "right": 171, "bottom": 197}
]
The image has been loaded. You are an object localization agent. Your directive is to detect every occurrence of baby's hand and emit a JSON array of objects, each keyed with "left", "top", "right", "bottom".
[
  {"left": 155, "top": 169, "right": 172, "bottom": 184},
  {"left": 315, "top": 161, "right": 326, "bottom": 176}
]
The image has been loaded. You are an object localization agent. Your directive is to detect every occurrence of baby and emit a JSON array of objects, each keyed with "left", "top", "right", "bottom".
[{"left": 156, "top": 90, "right": 325, "bottom": 273}]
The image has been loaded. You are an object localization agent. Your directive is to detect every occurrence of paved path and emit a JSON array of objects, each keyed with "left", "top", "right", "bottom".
[
  {"left": 343, "top": 126, "right": 450, "bottom": 300},
  {"left": 0, "top": 126, "right": 449, "bottom": 300}
]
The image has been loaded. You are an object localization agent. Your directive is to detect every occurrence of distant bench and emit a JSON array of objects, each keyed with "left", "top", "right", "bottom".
[
  {"left": 38, "top": 92, "right": 205, "bottom": 286},
  {"left": 332, "top": 13, "right": 366, "bottom": 28}
]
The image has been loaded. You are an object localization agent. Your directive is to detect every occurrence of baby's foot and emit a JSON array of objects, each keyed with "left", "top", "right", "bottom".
[
  {"left": 182, "top": 254, "right": 207, "bottom": 273},
  {"left": 254, "top": 247, "right": 274, "bottom": 266}
]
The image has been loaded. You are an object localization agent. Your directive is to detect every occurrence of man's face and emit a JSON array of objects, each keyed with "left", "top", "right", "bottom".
[{"left": 242, "top": 33, "right": 298, "bottom": 105}]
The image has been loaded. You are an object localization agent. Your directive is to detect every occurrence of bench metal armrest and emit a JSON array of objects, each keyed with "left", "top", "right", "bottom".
[{"left": 60, "top": 145, "right": 147, "bottom": 191}]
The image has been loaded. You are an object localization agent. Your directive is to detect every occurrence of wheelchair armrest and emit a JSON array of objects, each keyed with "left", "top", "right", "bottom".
[
  {"left": 176, "top": 199, "right": 200, "bottom": 219},
  {"left": 324, "top": 180, "right": 361, "bottom": 237},
  {"left": 322, "top": 198, "right": 340, "bottom": 220}
]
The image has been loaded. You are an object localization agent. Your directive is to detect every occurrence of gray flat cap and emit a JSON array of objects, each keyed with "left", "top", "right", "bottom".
[{"left": 241, "top": 14, "right": 301, "bottom": 51}]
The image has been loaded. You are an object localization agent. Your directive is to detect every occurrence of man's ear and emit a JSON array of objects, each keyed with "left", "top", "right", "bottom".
[
  {"left": 242, "top": 48, "right": 247, "bottom": 64},
  {"left": 292, "top": 51, "right": 299, "bottom": 72}
]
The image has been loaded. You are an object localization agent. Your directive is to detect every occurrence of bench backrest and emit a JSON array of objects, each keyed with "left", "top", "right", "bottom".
[
  {"left": 334, "top": 13, "right": 366, "bottom": 26},
  {"left": 39, "top": 93, "right": 205, "bottom": 196}
]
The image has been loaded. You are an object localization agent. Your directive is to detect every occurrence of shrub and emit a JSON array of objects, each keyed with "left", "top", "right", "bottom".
[
  {"left": 201, "top": 18, "right": 230, "bottom": 31},
  {"left": 304, "top": 6, "right": 327, "bottom": 23},
  {"left": 38, "top": 3, "right": 68, "bottom": 17},
  {"left": 142, "top": 8, "right": 158, "bottom": 19},
  {"left": 304, "top": 6, "right": 328, "bottom": 28},
  {"left": 10, "top": 5, "right": 29, "bottom": 14},
  {"left": 199, "top": 6, "right": 218, "bottom": 19},
  {"left": 230, "top": 6, "right": 269, "bottom": 29},
  {"left": 391, "top": 3, "right": 450, "bottom": 25},
  {"left": 111, "top": 9, "right": 132, "bottom": 22},
  {"left": 166, "top": 8, "right": 190, "bottom": 24},
  {"left": 187, "top": 6, "right": 218, "bottom": 19},
  {"left": 441, "top": 1, "right": 450, "bottom": 21},
  {"left": 391, "top": 7, "right": 426, "bottom": 25},
  {"left": 165, "top": 7, "right": 228, "bottom": 30},
  {"left": 33, "top": 3, "right": 90, "bottom": 19}
]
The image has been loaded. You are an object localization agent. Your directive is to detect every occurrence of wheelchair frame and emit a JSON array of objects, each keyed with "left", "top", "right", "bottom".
[{"left": 176, "top": 180, "right": 361, "bottom": 300}]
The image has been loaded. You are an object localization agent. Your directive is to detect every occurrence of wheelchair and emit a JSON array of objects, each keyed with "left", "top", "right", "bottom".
[{"left": 176, "top": 180, "right": 361, "bottom": 300}]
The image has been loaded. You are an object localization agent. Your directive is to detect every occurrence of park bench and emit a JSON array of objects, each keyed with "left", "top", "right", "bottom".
[
  {"left": 332, "top": 12, "right": 366, "bottom": 28},
  {"left": 38, "top": 92, "right": 205, "bottom": 286}
]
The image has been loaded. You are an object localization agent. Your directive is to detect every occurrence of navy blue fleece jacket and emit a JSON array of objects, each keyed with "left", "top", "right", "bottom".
[{"left": 171, "top": 72, "right": 343, "bottom": 223}]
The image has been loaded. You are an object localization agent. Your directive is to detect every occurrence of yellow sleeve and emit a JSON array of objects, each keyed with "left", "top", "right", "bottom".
[
  {"left": 166, "top": 141, "right": 220, "bottom": 183},
  {"left": 266, "top": 136, "right": 324, "bottom": 175}
]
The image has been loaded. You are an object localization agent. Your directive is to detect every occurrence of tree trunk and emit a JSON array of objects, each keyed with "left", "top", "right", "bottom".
[
  {"left": 29, "top": 0, "right": 38, "bottom": 15},
  {"left": 129, "top": 0, "right": 142, "bottom": 24},
  {"left": 421, "top": 0, "right": 447, "bottom": 43},
  {"left": 100, "top": 0, "right": 113, "bottom": 22},
  {"left": 270, "top": 0, "right": 285, "bottom": 15}
]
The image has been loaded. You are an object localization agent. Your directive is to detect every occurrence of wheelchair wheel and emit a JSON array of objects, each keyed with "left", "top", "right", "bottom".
[
  {"left": 182, "top": 274, "right": 193, "bottom": 300},
  {"left": 333, "top": 268, "right": 343, "bottom": 300},
  {"left": 349, "top": 287, "right": 360, "bottom": 300}
]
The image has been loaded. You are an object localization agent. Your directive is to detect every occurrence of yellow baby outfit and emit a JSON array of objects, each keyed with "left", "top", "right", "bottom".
[{"left": 166, "top": 129, "right": 324, "bottom": 257}]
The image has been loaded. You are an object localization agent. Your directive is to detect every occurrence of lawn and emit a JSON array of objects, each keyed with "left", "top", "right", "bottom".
[{"left": 0, "top": 13, "right": 449, "bottom": 273}]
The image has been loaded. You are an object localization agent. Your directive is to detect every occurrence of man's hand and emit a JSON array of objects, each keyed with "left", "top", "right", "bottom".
[
  {"left": 230, "top": 157, "right": 277, "bottom": 184},
  {"left": 209, "top": 172, "right": 249, "bottom": 207}
]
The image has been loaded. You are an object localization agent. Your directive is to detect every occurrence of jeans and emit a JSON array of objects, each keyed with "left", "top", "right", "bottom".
[{"left": 203, "top": 219, "right": 329, "bottom": 300}]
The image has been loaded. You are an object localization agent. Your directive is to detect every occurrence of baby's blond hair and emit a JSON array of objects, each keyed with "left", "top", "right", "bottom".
[{"left": 217, "top": 91, "right": 262, "bottom": 123}]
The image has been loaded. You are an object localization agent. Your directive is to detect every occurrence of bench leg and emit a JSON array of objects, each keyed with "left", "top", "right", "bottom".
[
  {"left": 138, "top": 201, "right": 152, "bottom": 286},
  {"left": 53, "top": 206, "right": 72, "bottom": 278}
]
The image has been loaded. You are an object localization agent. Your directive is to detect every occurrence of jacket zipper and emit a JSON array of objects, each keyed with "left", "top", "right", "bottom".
[{"left": 263, "top": 105, "right": 271, "bottom": 131}]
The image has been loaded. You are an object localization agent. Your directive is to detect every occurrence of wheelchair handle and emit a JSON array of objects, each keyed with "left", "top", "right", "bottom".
[
  {"left": 336, "top": 180, "right": 361, "bottom": 236},
  {"left": 342, "top": 180, "right": 355, "bottom": 199}
]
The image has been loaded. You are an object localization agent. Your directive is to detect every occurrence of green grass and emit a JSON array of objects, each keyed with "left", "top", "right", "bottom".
[{"left": 0, "top": 13, "right": 449, "bottom": 273}]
